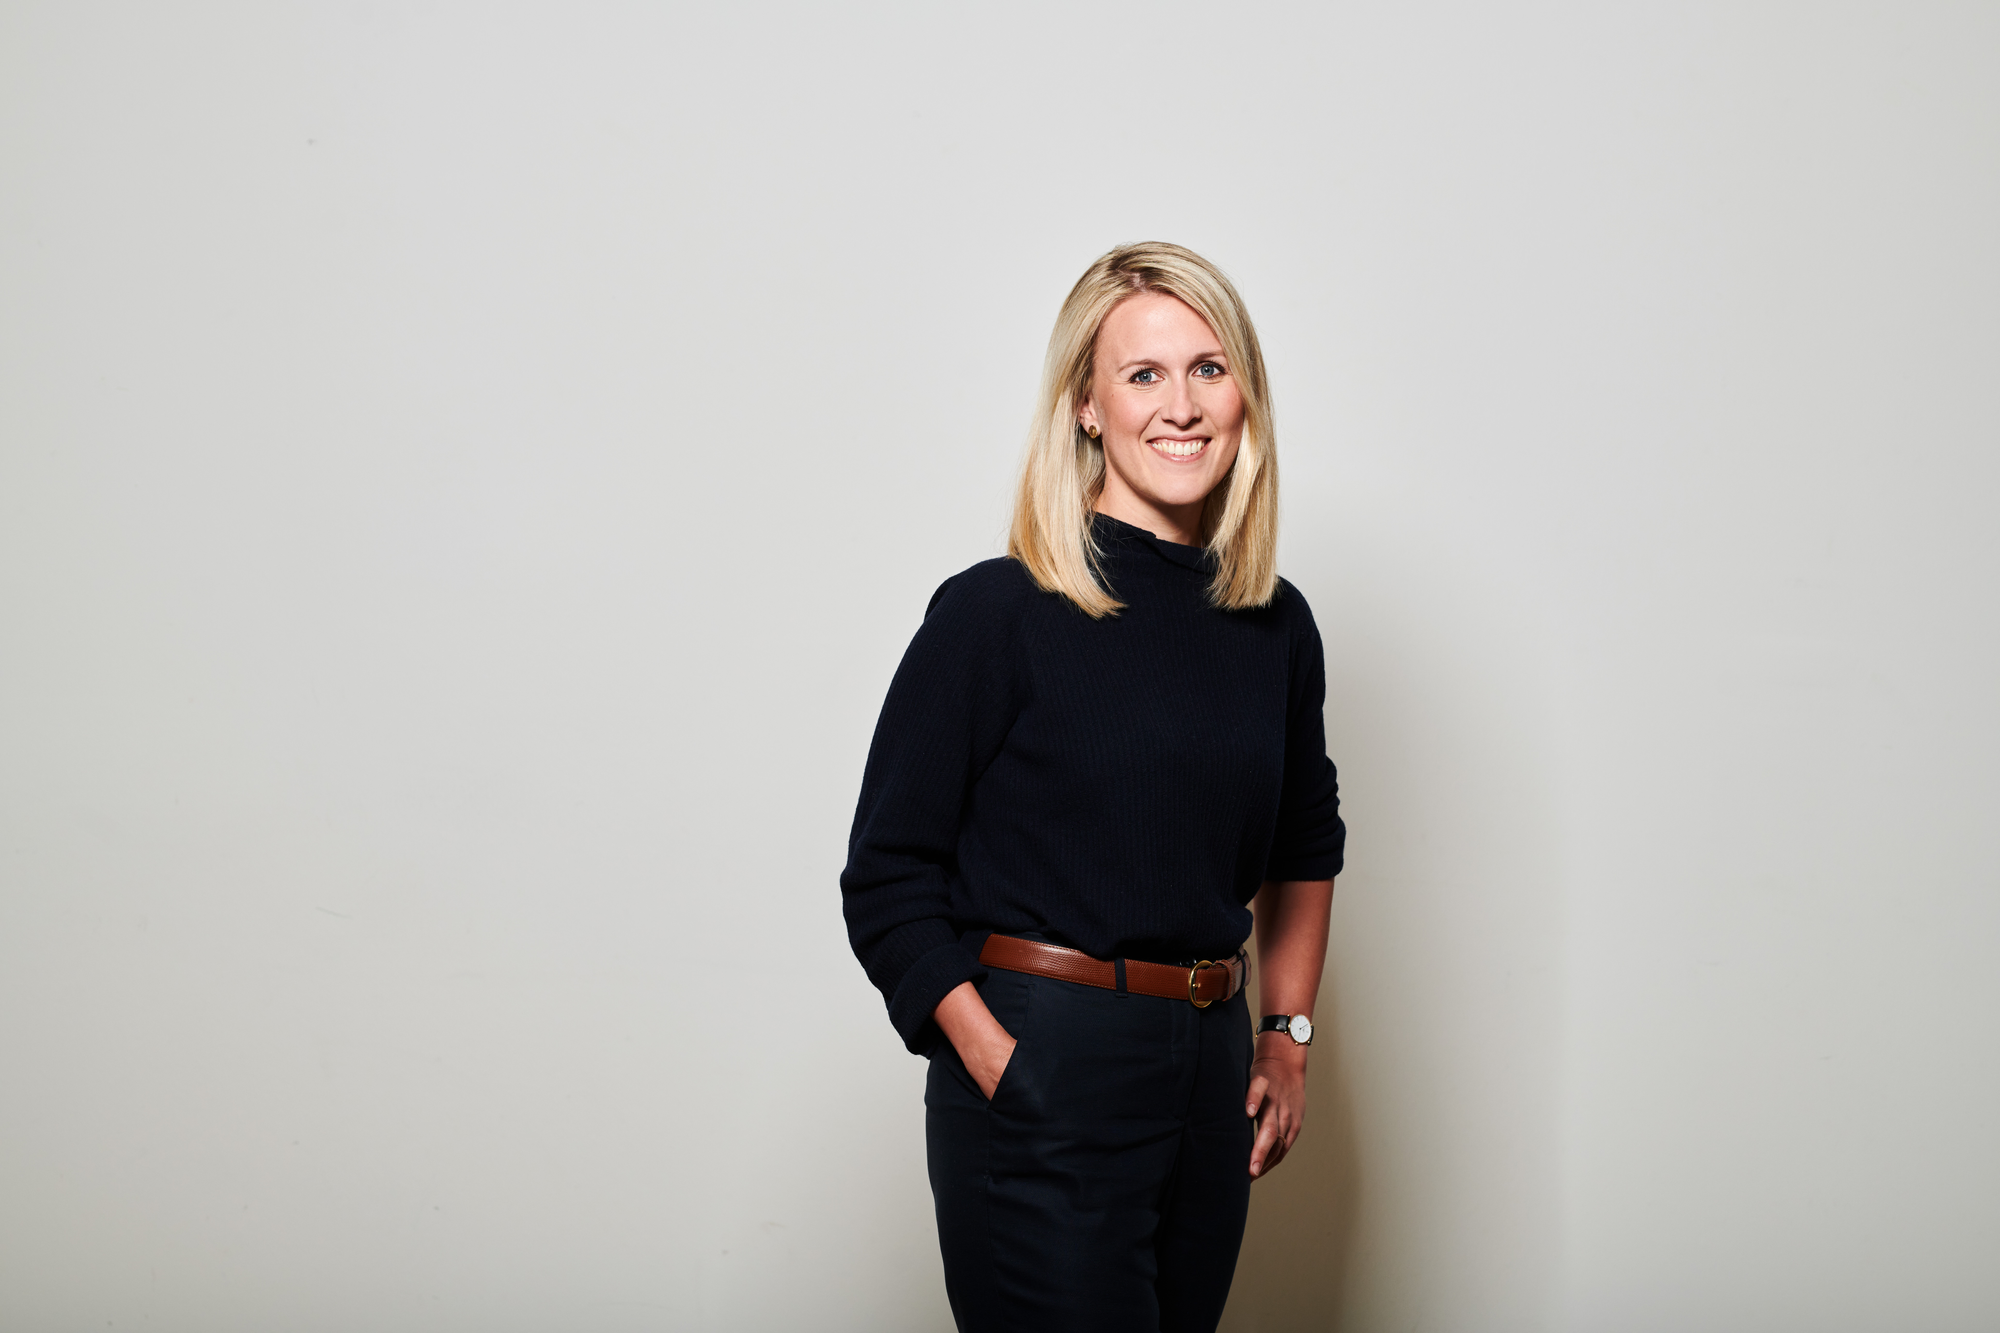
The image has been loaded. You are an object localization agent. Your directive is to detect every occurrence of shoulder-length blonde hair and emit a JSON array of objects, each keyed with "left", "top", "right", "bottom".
[{"left": 1008, "top": 242, "right": 1279, "bottom": 618}]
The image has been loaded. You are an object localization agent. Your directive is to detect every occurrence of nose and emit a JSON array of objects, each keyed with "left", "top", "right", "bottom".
[{"left": 1163, "top": 374, "right": 1200, "bottom": 428}]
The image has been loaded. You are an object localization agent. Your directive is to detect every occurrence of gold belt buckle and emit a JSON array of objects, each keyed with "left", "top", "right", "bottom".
[{"left": 1188, "top": 959, "right": 1224, "bottom": 1009}]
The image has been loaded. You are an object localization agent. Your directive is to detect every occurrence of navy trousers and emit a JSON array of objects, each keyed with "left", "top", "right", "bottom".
[{"left": 924, "top": 964, "right": 1255, "bottom": 1333}]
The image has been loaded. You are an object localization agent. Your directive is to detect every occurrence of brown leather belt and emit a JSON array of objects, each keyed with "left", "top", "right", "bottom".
[{"left": 978, "top": 934, "right": 1247, "bottom": 1008}]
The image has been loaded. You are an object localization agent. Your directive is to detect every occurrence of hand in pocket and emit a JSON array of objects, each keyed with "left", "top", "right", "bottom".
[
  {"left": 967, "top": 1030, "right": 1018, "bottom": 1100},
  {"left": 934, "top": 981, "right": 1019, "bottom": 1100}
]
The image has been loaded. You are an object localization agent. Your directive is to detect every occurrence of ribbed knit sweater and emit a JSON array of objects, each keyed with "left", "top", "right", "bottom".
[{"left": 841, "top": 514, "right": 1346, "bottom": 1053}]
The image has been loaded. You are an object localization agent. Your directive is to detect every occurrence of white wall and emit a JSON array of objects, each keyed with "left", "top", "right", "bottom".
[{"left": 2, "top": 5, "right": 1995, "bottom": 1331}]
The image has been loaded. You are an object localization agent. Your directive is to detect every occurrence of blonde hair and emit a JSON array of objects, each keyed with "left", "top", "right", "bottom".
[{"left": 1008, "top": 242, "right": 1280, "bottom": 618}]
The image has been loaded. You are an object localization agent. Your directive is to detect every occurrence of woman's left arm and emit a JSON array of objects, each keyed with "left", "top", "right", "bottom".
[{"left": 1246, "top": 877, "right": 1334, "bottom": 1178}]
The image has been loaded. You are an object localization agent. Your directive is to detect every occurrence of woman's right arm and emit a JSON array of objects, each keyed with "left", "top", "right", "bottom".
[{"left": 840, "top": 566, "right": 1027, "bottom": 1057}]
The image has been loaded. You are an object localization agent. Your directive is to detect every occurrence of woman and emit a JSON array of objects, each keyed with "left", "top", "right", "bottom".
[{"left": 841, "top": 242, "right": 1343, "bottom": 1333}]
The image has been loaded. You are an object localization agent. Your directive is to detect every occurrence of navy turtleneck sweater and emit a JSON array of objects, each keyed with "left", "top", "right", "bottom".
[{"left": 841, "top": 514, "right": 1346, "bottom": 1053}]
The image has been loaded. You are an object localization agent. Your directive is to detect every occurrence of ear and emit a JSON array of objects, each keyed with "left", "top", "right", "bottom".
[{"left": 1078, "top": 397, "right": 1101, "bottom": 438}]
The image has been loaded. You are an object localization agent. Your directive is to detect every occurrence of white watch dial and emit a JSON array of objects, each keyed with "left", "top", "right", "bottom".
[{"left": 1288, "top": 1014, "right": 1313, "bottom": 1044}]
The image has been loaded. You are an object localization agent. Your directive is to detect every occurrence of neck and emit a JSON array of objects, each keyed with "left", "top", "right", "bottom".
[{"left": 1093, "top": 491, "right": 1204, "bottom": 547}]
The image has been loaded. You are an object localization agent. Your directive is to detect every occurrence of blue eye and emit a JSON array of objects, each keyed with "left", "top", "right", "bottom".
[
  {"left": 1130, "top": 368, "right": 1161, "bottom": 384},
  {"left": 1195, "top": 362, "right": 1224, "bottom": 379}
]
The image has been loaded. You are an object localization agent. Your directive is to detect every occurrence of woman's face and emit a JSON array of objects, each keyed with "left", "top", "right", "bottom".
[{"left": 1079, "top": 292, "right": 1245, "bottom": 545}]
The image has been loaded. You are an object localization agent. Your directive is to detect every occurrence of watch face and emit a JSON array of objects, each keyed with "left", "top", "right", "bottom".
[{"left": 1288, "top": 1014, "right": 1314, "bottom": 1044}]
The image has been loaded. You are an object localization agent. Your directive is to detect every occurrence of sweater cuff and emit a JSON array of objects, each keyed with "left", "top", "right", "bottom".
[
  {"left": 886, "top": 939, "right": 988, "bottom": 1055},
  {"left": 1265, "top": 847, "right": 1344, "bottom": 883}
]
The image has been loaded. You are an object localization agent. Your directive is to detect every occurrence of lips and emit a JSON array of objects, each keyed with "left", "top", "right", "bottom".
[{"left": 1148, "top": 438, "right": 1208, "bottom": 459}]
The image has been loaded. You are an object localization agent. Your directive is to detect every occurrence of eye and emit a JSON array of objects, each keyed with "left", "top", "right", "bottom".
[
  {"left": 1194, "top": 362, "right": 1225, "bottom": 379},
  {"left": 1129, "top": 368, "right": 1161, "bottom": 385}
]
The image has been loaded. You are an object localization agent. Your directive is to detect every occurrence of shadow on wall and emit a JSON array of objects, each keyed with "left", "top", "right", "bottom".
[{"left": 1218, "top": 944, "right": 1361, "bottom": 1333}]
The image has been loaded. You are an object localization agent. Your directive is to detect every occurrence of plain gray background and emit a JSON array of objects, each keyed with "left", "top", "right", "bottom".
[{"left": 3, "top": 4, "right": 1997, "bottom": 1330}]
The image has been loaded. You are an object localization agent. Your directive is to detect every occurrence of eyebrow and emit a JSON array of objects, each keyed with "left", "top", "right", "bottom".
[{"left": 1114, "top": 351, "right": 1228, "bottom": 373}]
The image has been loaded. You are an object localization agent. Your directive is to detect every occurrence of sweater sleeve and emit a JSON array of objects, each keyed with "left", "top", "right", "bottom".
[
  {"left": 841, "top": 566, "right": 1026, "bottom": 1053},
  {"left": 1265, "top": 587, "right": 1346, "bottom": 882}
]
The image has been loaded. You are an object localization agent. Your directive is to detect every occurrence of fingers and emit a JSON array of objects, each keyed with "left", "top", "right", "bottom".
[
  {"left": 1248, "top": 1106, "right": 1286, "bottom": 1178},
  {"left": 1245, "top": 1073, "right": 1269, "bottom": 1120}
]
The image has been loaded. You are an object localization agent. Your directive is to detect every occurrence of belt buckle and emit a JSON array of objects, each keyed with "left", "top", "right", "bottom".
[{"left": 1187, "top": 959, "right": 1224, "bottom": 1009}]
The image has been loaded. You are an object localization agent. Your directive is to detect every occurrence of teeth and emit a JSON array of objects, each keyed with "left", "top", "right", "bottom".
[{"left": 1150, "top": 439, "right": 1206, "bottom": 458}]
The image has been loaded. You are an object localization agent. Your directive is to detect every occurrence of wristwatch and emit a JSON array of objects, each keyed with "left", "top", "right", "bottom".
[{"left": 1258, "top": 1014, "right": 1314, "bottom": 1046}]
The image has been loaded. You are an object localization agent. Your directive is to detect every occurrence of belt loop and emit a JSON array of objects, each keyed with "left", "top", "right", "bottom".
[{"left": 1114, "top": 956, "right": 1128, "bottom": 998}]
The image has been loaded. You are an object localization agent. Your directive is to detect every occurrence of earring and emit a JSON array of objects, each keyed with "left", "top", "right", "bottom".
[{"left": 1085, "top": 424, "right": 1100, "bottom": 438}]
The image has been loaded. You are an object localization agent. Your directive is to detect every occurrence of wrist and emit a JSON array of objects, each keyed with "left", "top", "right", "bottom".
[{"left": 1254, "top": 1031, "right": 1309, "bottom": 1064}]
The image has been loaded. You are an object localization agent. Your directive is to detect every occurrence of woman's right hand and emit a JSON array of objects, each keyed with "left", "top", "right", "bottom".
[
  {"left": 961, "top": 1028, "right": 1018, "bottom": 1100},
  {"left": 934, "top": 980, "right": 1018, "bottom": 1100}
]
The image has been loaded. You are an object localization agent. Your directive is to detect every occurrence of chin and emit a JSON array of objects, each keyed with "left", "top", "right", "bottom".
[{"left": 1147, "top": 478, "right": 1222, "bottom": 509}]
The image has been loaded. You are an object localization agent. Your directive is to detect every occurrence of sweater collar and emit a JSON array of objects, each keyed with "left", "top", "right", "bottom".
[{"left": 1090, "top": 511, "right": 1216, "bottom": 574}]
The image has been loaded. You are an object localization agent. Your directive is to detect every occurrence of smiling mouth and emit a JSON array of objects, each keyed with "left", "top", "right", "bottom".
[{"left": 1148, "top": 437, "right": 1208, "bottom": 460}]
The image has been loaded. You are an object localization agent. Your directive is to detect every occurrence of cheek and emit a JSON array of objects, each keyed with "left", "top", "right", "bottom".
[
  {"left": 1110, "top": 395, "right": 1154, "bottom": 434},
  {"left": 1214, "top": 386, "right": 1247, "bottom": 432}
]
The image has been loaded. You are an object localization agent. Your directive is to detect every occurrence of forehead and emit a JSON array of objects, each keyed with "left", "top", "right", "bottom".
[{"left": 1096, "top": 291, "right": 1220, "bottom": 357}]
